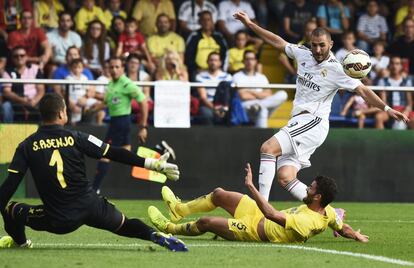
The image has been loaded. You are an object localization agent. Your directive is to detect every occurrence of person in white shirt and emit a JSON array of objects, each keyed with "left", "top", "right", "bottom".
[
  {"left": 47, "top": 11, "right": 82, "bottom": 65},
  {"left": 233, "top": 50, "right": 287, "bottom": 128},
  {"left": 196, "top": 51, "right": 232, "bottom": 124},
  {"left": 335, "top": 31, "right": 356, "bottom": 63},
  {"left": 178, "top": 0, "right": 218, "bottom": 36},
  {"left": 217, "top": 0, "right": 255, "bottom": 43},
  {"left": 233, "top": 11, "right": 408, "bottom": 204},
  {"left": 369, "top": 41, "right": 389, "bottom": 82}
]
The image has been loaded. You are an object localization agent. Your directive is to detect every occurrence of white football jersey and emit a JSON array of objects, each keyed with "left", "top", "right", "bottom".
[{"left": 285, "top": 43, "right": 362, "bottom": 120}]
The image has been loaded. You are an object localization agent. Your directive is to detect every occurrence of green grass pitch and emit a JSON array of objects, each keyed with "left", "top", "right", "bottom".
[{"left": 1, "top": 199, "right": 413, "bottom": 268}]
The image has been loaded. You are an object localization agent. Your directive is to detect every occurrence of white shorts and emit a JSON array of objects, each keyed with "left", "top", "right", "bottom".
[{"left": 274, "top": 113, "right": 329, "bottom": 171}]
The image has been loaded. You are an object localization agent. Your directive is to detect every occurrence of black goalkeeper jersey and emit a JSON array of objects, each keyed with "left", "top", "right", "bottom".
[{"left": 8, "top": 125, "right": 109, "bottom": 221}]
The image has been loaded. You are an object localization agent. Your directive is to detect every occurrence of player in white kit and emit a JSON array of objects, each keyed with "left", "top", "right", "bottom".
[{"left": 234, "top": 11, "right": 409, "bottom": 203}]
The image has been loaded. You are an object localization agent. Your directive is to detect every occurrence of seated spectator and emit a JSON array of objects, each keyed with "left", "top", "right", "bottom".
[
  {"left": 147, "top": 13, "right": 185, "bottom": 66},
  {"left": 104, "top": 0, "right": 127, "bottom": 22},
  {"left": 82, "top": 20, "right": 111, "bottom": 78},
  {"left": 217, "top": 0, "right": 256, "bottom": 44},
  {"left": 395, "top": 0, "right": 414, "bottom": 36},
  {"left": 95, "top": 60, "right": 110, "bottom": 100},
  {"left": 7, "top": 10, "right": 51, "bottom": 68},
  {"left": 185, "top": 10, "right": 227, "bottom": 81},
  {"left": 155, "top": 50, "right": 188, "bottom": 81},
  {"left": 108, "top": 16, "right": 126, "bottom": 51},
  {"left": 233, "top": 50, "right": 288, "bottom": 128},
  {"left": 388, "top": 18, "right": 414, "bottom": 75},
  {"left": 375, "top": 56, "right": 414, "bottom": 130},
  {"left": 368, "top": 41, "right": 389, "bottom": 83},
  {"left": 317, "top": 0, "right": 350, "bottom": 51},
  {"left": 279, "top": 19, "right": 317, "bottom": 84},
  {"left": 340, "top": 94, "right": 380, "bottom": 129},
  {"left": 228, "top": 30, "right": 263, "bottom": 74},
  {"left": 0, "top": 37, "right": 7, "bottom": 73},
  {"left": 0, "top": 0, "right": 32, "bottom": 34},
  {"left": 33, "top": 0, "right": 64, "bottom": 31},
  {"left": 53, "top": 46, "right": 94, "bottom": 96},
  {"left": 75, "top": 0, "right": 110, "bottom": 35},
  {"left": 178, "top": 0, "right": 218, "bottom": 37},
  {"left": 116, "top": 18, "right": 154, "bottom": 73},
  {"left": 132, "top": 0, "right": 176, "bottom": 37},
  {"left": 65, "top": 58, "right": 104, "bottom": 124},
  {"left": 196, "top": 51, "right": 232, "bottom": 125},
  {"left": 282, "top": 0, "right": 317, "bottom": 43},
  {"left": 335, "top": 31, "right": 356, "bottom": 63},
  {"left": 356, "top": 0, "right": 387, "bottom": 54},
  {"left": 1, "top": 46, "right": 45, "bottom": 122},
  {"left": 47, "top": 12, "right": 83, "bottom": 65}
]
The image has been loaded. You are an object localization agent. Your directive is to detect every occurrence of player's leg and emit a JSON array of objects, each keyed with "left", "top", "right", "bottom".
[
  {"left": 375, "top": 111, "right": 389, "bottom": 129},
  {"left": 1, "top": 202, "right": 32, "bottom": 247},
  {"left": 258, "top": 136, "right": 282, "bottom": 200},
  {"left": 276, "top": 164, "right": 307, "bottom": 201}
]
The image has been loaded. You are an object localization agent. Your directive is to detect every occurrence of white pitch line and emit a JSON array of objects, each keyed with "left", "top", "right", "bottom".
[{"left": 35, "top": 242, "right": 414, "bottom": 267}]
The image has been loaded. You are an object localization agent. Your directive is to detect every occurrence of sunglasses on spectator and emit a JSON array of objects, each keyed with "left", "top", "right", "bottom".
[{"left": 13, "top": 54, "right": 26, "bottom": 58}]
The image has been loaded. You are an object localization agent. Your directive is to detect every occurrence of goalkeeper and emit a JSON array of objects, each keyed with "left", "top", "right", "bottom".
[
  {"left": 149, "top": 164, "right": 369, "bottom": 244},
  {"left": 0, "top": 93, "right": 187, "bottom": 251}
]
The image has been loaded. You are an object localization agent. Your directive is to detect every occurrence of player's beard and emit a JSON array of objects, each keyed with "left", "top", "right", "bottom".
[{"left": 303, "top": 194, "right": 313, "bottom": 204}]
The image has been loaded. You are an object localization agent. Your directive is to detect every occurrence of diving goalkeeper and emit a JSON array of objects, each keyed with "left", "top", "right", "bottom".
[{"left": 148, "top": 164, "right": 369, "bottom": 243}]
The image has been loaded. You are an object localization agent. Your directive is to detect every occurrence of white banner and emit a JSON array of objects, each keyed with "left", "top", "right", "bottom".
[{"left": 154, "top": 80, "right": 191, "bottom": 128}]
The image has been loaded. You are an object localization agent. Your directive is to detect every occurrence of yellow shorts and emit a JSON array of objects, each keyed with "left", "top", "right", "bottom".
[{"left": 228, "top": 195, "right": 264, "bottom": 242}]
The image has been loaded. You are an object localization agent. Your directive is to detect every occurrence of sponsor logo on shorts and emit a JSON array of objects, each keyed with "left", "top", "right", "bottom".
[{"left": 287, "top": 122, "right": 298, "bottom": 128}]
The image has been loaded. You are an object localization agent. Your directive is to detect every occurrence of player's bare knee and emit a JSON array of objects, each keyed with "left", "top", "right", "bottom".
[
  {"left": 211, "top": 187, "right": 225, "bottom": 204},
  {"left": 277, "top": 169, "right": 293, "bottom": 187}
]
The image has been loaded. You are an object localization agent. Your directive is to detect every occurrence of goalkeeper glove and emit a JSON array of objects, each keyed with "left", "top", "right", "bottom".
[{"left": 144, "top": 152, "right": 180, "bottom": 181}]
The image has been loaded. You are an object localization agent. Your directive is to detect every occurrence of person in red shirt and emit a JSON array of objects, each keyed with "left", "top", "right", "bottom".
[
  {"left": 7, "top": 10, "right": 51, "bottom": 69},
  {"left": 116, "top": 18, "right": 154, "bottom": 73}
]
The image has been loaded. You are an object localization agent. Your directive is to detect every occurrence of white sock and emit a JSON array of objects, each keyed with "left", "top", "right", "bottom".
[
  {"left": 258, "top": 153, "right": 276, "bottom": 201},
  {"left": 284, "top": 179, "right": 307, "bottom": 201}
]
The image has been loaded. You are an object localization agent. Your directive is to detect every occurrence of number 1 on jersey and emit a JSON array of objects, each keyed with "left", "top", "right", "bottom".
[{"left": 49, "top": 149, "right": 67, "bottom": 188}]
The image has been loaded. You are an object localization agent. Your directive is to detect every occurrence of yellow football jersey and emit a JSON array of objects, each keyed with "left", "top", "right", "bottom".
[{"left": 264, "top": 204, "right": 343, "bottom": 243}]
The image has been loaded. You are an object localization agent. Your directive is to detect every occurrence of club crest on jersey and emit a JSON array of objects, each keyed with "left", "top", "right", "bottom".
[
  {"left": 111, "top": 97, "right": 120, "bottom": 104},
  {"left": 301, "top": 62, "right": 306, "bottom": 67},
  {"left": 321, "top": 69, "right": 328, "bottom": 77}
]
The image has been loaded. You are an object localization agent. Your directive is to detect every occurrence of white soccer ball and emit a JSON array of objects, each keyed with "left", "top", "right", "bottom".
[{"left": 342, "top": 49, "right": 372, "bottom": 79}]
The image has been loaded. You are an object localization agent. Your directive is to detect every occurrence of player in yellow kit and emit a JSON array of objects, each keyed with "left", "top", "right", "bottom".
[{"left": 148, "top": 164, "right": 369, "bottom": 243}]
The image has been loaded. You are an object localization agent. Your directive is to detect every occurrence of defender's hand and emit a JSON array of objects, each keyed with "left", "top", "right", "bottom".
[
  {"left": 144, "top": 153, "right": 180, "bottom": 181},
  {"left": 387, "top": 109, "right": 409, "bottom": 123},
  {"left": 354, "top": 229, "right": 369, "bottom": 243},
  {"left": 138, "top": 128, "right": 148, "bottom": 143},
  {"left": 233, "top": 11, "right": 252, "bottom": 27},
  {"left": 244, "top": 163, "right": 254, "bottom": 188}
]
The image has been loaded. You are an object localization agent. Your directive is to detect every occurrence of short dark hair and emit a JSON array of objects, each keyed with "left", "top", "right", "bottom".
[
  {"left": 207, "top": 51, "right": 221, "bottom": 61},
  {"left": 235, "top": 30, "right": 248, "bottom": 38},
  {"left": 58, "top": 11, "right": 72, "bottom": 20},
  {"left": 314, "top": 175, "right": 337, "bottom": 207},
  {"left": 243, "top": 50, "right": 257, "bottom": 60},
  {"left": 125, "top": 18, "right": 138, "bottom": 25},
  {"left": 198, "top": 10, "right": 212, "bottom": 18},
  {"left": 11, "top": 46, "right": 26, "bottom": 54},
  {"left": 156, "top": 13, "right": 170, "bottom": 22},
  {"left": 341, "top": 30, "right": 355, "bottom": 39},
  {"left": 39, "top": 93, "right": 66, "bottom": 122},
  {"left": 311, "top": 27, "right": 332, "bottom": 40},
  {"left": 69, "top": 58, "right": 84, "bottom": 68}
]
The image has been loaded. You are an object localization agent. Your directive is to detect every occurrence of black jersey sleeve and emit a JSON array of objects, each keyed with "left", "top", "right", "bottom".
[
  {"left": 8, "top": 142, "right": 29, "bottom": 175},
  {"left": 75, "top": 131, "right": 110, "bottom": 159}
]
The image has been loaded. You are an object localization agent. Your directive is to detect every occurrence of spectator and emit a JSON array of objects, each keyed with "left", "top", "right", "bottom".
[
  {"left": 196, "top": 51, "right": 232, "bottom": 125},
  {"left": 369, "top": 40, "right": 389, "bottom": 82},
  {"left": 395, "top": 0, "right": 414, "bottom": 36},
  {"left": 108, "top": 16, "right": 126, "bottom": 51},
  {"left": 317, "top": 0, "right": 350, "bottom": 50},
  {"left": 185, "top": 10, "right": 227, "bottom": 81},
  {"left": 47, "top": 12, "right": 83, "bottom": 65},
  {"left": 116, "top": 18, "right": 154, "bottom": 73},
  {"left": 147, "top": 13, "right": 185, "bottom": 66},
  {"left": 155, "top": 50, "right": 188, "bottom": 81},
  {"left": 132, "top": 0, "right": 176, "bottom": 37},
  {"left": 0, "top": 37, "right": 7, "bottom": 73},
  {"left": 356, "top": 0, "right": 388, "bottom": 53},
  {"left": 0, "top": 0, "right": 32, "bottom": 34},
  {"left": 178, "top": 0, "right": 218, "bottom": 37},
  {"left": 217, "top": 0, "right": 255, "bottom": 43},
  {"left": 1, "top": 46, "right": 45, "bottom": 122},
  {"left": 282, "top": 0, "right": 317, "bottom": 43},
  {"left": 7, "top": 10, "right": 51, "bottom": 68},
  {"left": 104, "top": 0, "right": 127, "bottom": 21},
  {"left": 335, "top": 31, "right": 356, "bottom": 63},
  {"left": 279, "top": 19, "right": 317, "bottom": 84},
  {"left": 95, "top": 59, "right": 111, "bottom": 100},
  {"left": 340, "top": 94, "right": 380, "bottom": 129},
  {"left": 65, "top": 58, "right": 104, "bottom": 124},
  {"left": 375, "top": 56, "right": 413, "bottom": 130},
  {"left": 228, "top": 30, "right": 263, "bottom": 74},
  {"left": 233, "top": 50, "right": 287, "bottom": 128},
  {"left": 33, "top": 0, "right": 64, "bottom": 31},
  {"left": 82, "top": 20, "right": 111, "bottom": 78},
  {"left": 53, "top": 46, "right": 94, "bottom": 96},
  {"left": 388, "top": 18, "right": 414, "bottom": 75},
  {"left": 75, "top": 0, "right": 110, "bottom": 35}
]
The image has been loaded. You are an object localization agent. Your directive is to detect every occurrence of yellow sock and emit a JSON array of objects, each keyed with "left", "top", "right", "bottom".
[
  {"left": 176, "top": 193, "right": 216, "bottom": 217},
  {"left": 166, "top": 221, "right": 203, "bottom": 236}
]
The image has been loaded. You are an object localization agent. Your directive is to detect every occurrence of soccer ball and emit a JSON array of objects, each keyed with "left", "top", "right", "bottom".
[{"left": 342, "top": 49, "right": 372, "bottom": 79}]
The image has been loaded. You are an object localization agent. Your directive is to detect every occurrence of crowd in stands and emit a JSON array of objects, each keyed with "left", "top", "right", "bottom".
[{"left": 0, "top": 0, "right": 414, "bottom": 130}]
